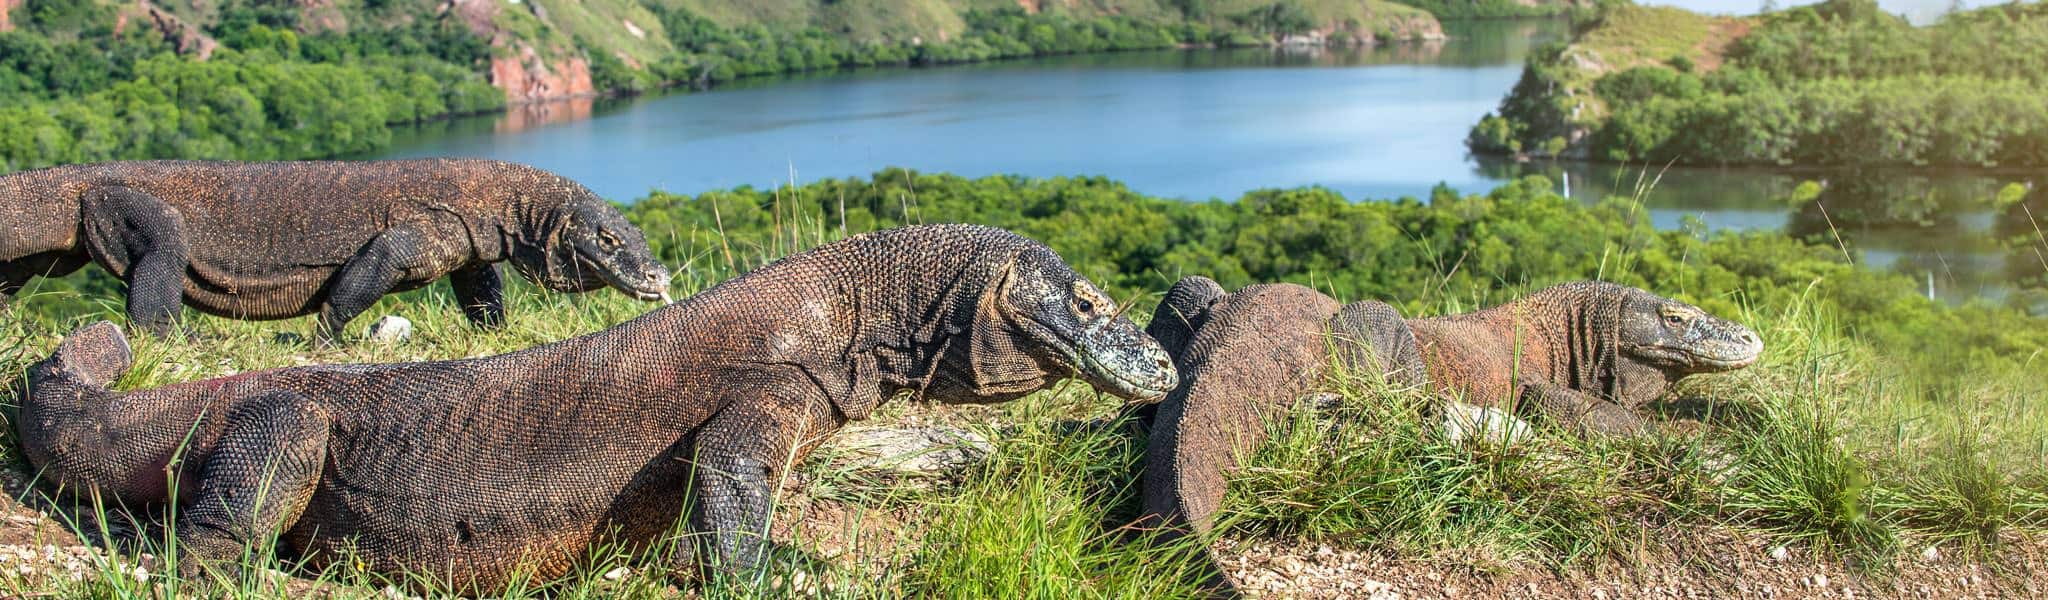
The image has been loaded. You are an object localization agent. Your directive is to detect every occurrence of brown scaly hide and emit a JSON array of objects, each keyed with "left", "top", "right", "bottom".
[
  {"left": 0, "top": 159, "right": 668, "bottom": 337},
  {"left": 1137, "top": 279, "right": 1429, "bottom": 595},
  {"left": 1408, "top": 282, "right": 1625, "bottom": 407},
  {"left": 19, "top": 224, "right": 1176, "bottom": 592},
  {"left": 1141, "top": 283, "right": 1341, "bottom": 541},
  {"left": 1406, "top": 280, "right": 1761, "bottom": 435}
]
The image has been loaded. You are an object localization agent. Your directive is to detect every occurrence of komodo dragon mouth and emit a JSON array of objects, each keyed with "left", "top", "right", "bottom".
[
  {"left": 1072, "top": 323, "right": 1178, "bottom": 401},
  {"left": 585, "top": 257, "right": 673, "bottom": 303},
  {"left": 1622, "top": 299, "right": 1765, "bottom": 372}
]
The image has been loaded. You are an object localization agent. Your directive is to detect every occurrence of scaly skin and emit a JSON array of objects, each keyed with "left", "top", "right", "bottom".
[
  {"left": 1138, "top": 282, "right": 1341, "bottom": 593},
  {"left": 1407, "top": 281, "right": 1763, "bottom": 436},
  {"left": 20, "top": 224, "right": 1178, "bottom": 592},
  {"left": 0, "top": 159, "right": 671, "bottom": 341}
]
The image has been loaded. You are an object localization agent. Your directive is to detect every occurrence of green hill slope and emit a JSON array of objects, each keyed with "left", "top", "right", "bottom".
[
  {"left": 0, "top": 0, "right": 1459, "bottom": 171},
  {"left": 1469, "top": 0, "right": 2048, "bottom": 167}
]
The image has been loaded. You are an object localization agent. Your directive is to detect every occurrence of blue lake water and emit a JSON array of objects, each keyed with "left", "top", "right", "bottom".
[{"left": 371, "top": 19, "right": 2040, "bottom": 303}]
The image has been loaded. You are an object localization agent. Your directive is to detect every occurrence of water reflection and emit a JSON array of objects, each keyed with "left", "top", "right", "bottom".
[{"left": 1479, "top": 158, "right": 2046, "bottom": 302}]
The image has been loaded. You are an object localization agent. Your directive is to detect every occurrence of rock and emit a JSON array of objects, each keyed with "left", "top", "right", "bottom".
[
  {"left": 824, "top": 427, "right": 992, "bottom": 476},
  {"left": 1769, "top": 545, "right": 1790, "bottom": 561},
  {"left": 1440, "top": 402, "right": 1531, "bottom": 445},
  {"left": 367, "top": 315, "right": 413, "bottom": 344},
  {"left": 602, "top": 566, "right": 630, "bottom": 581},
  {"left": 1920, "top": 545, "right": 1940, "bottom": 563}
]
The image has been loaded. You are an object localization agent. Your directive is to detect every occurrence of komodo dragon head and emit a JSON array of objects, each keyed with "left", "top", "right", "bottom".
[
  {"left": 925, "top": 241, "right": 1179, "bottom": 406},
  {"left": 1610, "top": 285, "right": 1764, "bottom": 375},
  {"left": 525, "top": 195, "right": 674, "bottom": 302}
]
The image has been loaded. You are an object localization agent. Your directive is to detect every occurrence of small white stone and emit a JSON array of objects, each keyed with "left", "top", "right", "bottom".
[
  {"left": 603, "top": 566, "right": 631, "bottom": 581},
  {"left": 366, "top": 315, "right": 414, "bottom": 344},
  {"left": 1811, "top": 574, "right": 1829, "bottom": 588},
  {"left": 131, "top": 565, "right": 149, "bottom": 583},
  {"left": 1768, "top": 545, "right": 1790, "bottom": 561},
  {"left": 1921, "top": 545, "right": 1940, "bottom": 562}
]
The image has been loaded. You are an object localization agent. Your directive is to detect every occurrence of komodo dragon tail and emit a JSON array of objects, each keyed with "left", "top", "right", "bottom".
[{"left": 26, "top": 321, "right": 133, "bottom": 411}]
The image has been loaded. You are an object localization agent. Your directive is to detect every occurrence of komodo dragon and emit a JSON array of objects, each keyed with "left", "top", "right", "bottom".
[
  {"left": 1404, "top": 280, "right": 1763, "bottom": 436},
  {"left": 0, "top": 159, "right": 671, "bottom": 341},
  {"left": 1137, "top": 279, "right": 1759, "bottom": 595},
  {"left": 20, "top": 224, "right": 1178, "bottom": 591}
]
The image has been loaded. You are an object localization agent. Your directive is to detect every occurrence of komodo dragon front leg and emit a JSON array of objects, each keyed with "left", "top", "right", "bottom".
[
  {"left": 80, "top": 187, "right": 191, "bottom": 337},
  {"left": 685, "top": 375, "right": 840, "bottom": 578},
  {"left": 175, "top": 391, "right": 333, "bottom": 580},
  {"left": 1515, "top": 381, "right": 1648, "bottom": 437},
  {"left": 449, "top": 263, "right": 507, "bottom": 330},
  {"left": 316, "top": 224, "right": 435, "bottom": 344}
]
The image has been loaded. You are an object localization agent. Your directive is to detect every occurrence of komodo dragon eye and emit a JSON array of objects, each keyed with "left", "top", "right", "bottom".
[
  {"left": 597, "top": 230, "right": 621, "bottom": 248},
  {"left": 1070, "top": 280, "right": 1108, "bottom": 317},
  {"left": 1660, "top": 310, "right": 1688, "bottom": 327}
]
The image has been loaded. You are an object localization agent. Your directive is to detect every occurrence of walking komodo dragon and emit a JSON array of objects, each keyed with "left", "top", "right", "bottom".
[
  {"left": 21, "top": 224, "right": 1179, "bottom": 591},
  {"left": 0, "top": 159, "right": 672, "bottom": 341},
  {"left": 1137, "top": 278, "right": 1762, "bottom": 594}
]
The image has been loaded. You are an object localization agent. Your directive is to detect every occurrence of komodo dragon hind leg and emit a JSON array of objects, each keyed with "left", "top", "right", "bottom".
[
  {"left": 174, "top": 391, "right": 332, "bottom": 583},
  {"left": 316, "top": 224, "right": 431, "bottom": 345},
  {"left": 80, "top": 187, "right": 191, "bottom": 338},
  {"left": 1515, "top": 381, "right": 1648, "bottom": 438},
  {"left": 449, "top": 263, "right": 507, "bottom": 330}
]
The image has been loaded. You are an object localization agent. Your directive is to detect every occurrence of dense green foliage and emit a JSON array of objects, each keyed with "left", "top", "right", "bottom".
[
  {"left": 1470, "top": 0, "right": 2048, "bottom": 167},
  {"left": 635, "top": 6, "right": 1215, "bottom": 89},
  {"left": 620, "top": 169, "right": 2048, "bottom": 373},
  {"left": 0, "top": 0, "right": 503, "bottom": 172}
]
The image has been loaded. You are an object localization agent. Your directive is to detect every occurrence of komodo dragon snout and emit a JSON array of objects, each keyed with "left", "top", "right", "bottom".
[
  {"left": 955, "top": 246, "right": 1177, "bottom": 404},
  {"left": 538, "top": 195, "right": 673, "bottom": 302},
  {"left": 1616, "top": 289, "right": 1764, "bottom": 373}
]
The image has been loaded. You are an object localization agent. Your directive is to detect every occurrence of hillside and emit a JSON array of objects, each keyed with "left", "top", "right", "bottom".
[
  {"left": 0, "top": 0, "right": 1450, "bottom": 104},
  {"left": 0, "top": 0, "right": 1460, "bottom": 172},
  {"left": 1468, "top": 0, "right": 2048, "bottom": 167}
]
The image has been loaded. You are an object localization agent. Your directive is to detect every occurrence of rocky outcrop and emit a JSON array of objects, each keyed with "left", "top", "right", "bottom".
[
  {"left": 113, "top": 1, "right": 217, "bottom": 59},
  {"left": 1282, "top": 11, "right": 1446, "bottom": 48},
  {"left": 0, "top": 0, "right": 19, "bottom": 33},
  {"left": 490, "top": 46, "right": 594, "bottom": 103},
  {"left": 445, "top": 0, "right": 596, "bottom": 104}
]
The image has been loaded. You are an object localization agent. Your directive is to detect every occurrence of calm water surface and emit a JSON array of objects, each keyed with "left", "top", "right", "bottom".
[{"left": 372, "top": 20, "right": 2042, "bottom": 303}]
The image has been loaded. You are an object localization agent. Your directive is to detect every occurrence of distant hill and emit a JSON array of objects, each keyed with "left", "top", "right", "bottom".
[
  {"left": 0, "top": 0, "right": 1462, "bottom": 170},
  {"left": 0, "top": 0, "right": 1452, "bottom": 106},
  {"left": 1467, "top": 0, "right": 2048, "bottom": 167}
]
